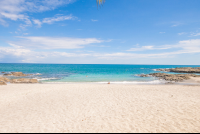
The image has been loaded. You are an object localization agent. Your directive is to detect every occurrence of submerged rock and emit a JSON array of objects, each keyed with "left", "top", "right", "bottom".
[
  {"left": 11, "top": 72, "right": 27, "bottom": 77},
  {"left": 3, "top": 73, "right": 13, "bottom": 76},
  {"left": 11, "top": 78, "right": 38, "bottom": 83},
  {"left": 3, "top": 72, "right": 32, "bottom": 77}
]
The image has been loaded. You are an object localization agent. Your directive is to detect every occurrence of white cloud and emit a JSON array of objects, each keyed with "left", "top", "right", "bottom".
[
  {"left": 32, "top": 14, "right": 76, "bottom": 27},
  {"left": 8, "top": 43, "right": 22, "bottom": 48},
  {"left": 127, "top": 45, "right": 172, "bottom": 51},
  {"left": 32, "top": 19, "right": 42, "bottom": 27},
  {"left": 0, "top": 0, "right": 74, "bottom": 27},
  {"left": 190, "top": 32, "right": 200, "bottom": 36},
  {"left": 32, "top": 14, "right": 75, "bottom": 28},
  {"left": 128, "top": 39, "right": 200, "bottom": 53},
  {"left": 0, "top": 0, "right": 73, "bottom": 13},
  {"left": 0, "top": 47, "right": 31, "bottom": 57},
  {"left": 43, "top": 15, "right": 74, "bottom": 24},
  {"left": 23, "top": 33, "right": 29, "bottom": 35},
  {"left": 171, "top": 24, "right": 179, "bottom": 27},
  {"left": 91, "top": 19, "right": 98, "bottom": 22},
  {"left": 2, "top": 38, "right": 200, "bottom": 63},
  {"left": 170, "top": 22, "right": 183, "bottom": 27},
  {"left": 178, "top": 32, "right": 186, "bottom": 35},
  {"left": 177, "top": 39, "right": 200, "bottom": 52},
  {"left": 0, "top": 12, "right": 32, "bottom": 28},
  {"left": 104, "top": 39, "right": 200, "bottom": 59},
  {"left": 0, "top": 46, "right": 91, "bottom": 63},
  {"left": 9, "top": 36, "right": 105, "bottom": 49},
  {"left": 159, "top": 32, "right": 165, "bottom": 34},
  {"left": 1, "top": 12, "right": 25, "bottom": 21},
  {"left": 0, "top": 17, "right": 7, "bottom": 26},
  {"left": 171, "top": 23, "right": 181, "bottom": 27}
]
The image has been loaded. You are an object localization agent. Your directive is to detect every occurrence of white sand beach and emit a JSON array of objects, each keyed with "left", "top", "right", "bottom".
[{"left": 0, "top": 84, "right": 200, "bottom": 133}]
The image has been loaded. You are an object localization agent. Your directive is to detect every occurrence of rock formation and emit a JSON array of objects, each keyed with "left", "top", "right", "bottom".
[
  {"left": 138, "top": 74, "right": 150, "bottom": 77},
  {"left": 0, "top": 77, "right": 10, "bottom": 82},
  {"left": 3, "top": 72, "right": 32, "bottom": 77},
  {"left": 0, "top": 77, "right": 10, "bottom": 85},
  {"left": 147, "top": 73, "right": 200, "bottom": 82},
  {"left": 0, "top": 72, "right": 39, "bottom": 85},
  {"left": 3, "top": 73, "right": 13, "bottom": 76},
  {"left": 156, "top": 67, "right": 200, "bottom": 73},
  {"left": 10, "top": 78, "right": 38, "bottom": 83},
  {"left": 0, "top": 81, "right": 6, "bottom": 85}
]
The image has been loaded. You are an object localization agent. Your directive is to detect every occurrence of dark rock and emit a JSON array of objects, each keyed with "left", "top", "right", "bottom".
[
  {"left": 3, "top": 73, "right": 13, "bottom": 76},
  {"left": 3, "top": 72, "right": 32, "bottom": 77},
  {"left": 138, "top": 74, "right": 150, "bottom": 77},
  {"left": 165, "top": 82, "right": 174, "bottom": 84},
  {"left": 148, "top": 73, "right": 199, "bottom": 82},
  {"left": 155, "top": 68, "right": 167, "bottom": 72},
  {"left": 156, "top": 67, "right": 200, "bottom": 73}
]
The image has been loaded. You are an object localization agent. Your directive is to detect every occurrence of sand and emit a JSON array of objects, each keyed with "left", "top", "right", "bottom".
[
  {"left": 179, "top": 77, "right": 200, "bottom": 85},
  {"left": 190, "top": 77, "right": 200, "bottom": 83},
  {"left": 0, "top": 84, "right": 200, "bottom": 133}
]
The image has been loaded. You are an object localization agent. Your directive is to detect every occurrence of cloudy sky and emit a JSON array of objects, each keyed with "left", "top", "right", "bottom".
[{"left": 0, "top": 0, "right": 200, "bottom": 64}]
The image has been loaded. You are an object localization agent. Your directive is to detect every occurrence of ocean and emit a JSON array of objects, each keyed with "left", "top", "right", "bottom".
[{"left": 0, "top": 64, "right": 199, "bottom": 84}]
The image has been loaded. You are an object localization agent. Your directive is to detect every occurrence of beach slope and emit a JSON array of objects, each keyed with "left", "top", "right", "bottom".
[{"left": 0, "top": 84, "right": 200, "bottom": 133}]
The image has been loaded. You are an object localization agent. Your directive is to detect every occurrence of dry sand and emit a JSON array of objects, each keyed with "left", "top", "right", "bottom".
[
  {"left": 179, "top": 77, "right": 200, "bottom": 85},
  {"left": 190, "top": 77, "right": 200, "bottom": 83},
  {"left": 0, "top": 84, "right": 200, "bottom": 133}
]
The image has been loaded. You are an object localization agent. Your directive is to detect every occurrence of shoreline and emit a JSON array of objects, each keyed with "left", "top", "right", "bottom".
[
  {"left": 1, "top": 67, "right": 200, "bottom": 85},
  {"left": 3, "top": 77, "right": 200, "bottom": 86}
]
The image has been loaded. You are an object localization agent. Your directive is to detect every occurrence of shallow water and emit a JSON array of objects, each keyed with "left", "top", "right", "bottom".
[{"left": 0, "top": 63, "right": 199, "bottom": 83}]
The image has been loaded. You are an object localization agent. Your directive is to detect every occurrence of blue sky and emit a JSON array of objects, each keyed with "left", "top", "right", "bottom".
[{"left": 0, "top": 0, "right": 200, "bottom": 64}]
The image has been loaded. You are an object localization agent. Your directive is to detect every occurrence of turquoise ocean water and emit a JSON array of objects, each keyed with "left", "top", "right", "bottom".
[{"left": 0, "top": 64, "right": 199, "bottom": 84}]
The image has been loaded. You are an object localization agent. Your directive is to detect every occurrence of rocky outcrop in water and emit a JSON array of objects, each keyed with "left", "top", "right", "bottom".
[
  {"left": 148, "top": 73, "right": 200, "bottom": 82},
  {"left": 0, "top": 77, "right": 10, "bottom": 82},
  {"left": 1, "top": 71, "right": 39, "bottom": 85},
  {"left": 3, "top": 72, "right": 32, "bottom": 77},
  {"left": 3, "top": 73, "right": 12, "bottom": 76},
  {"left": 10, "top": 78, "right": 38, "bottom": 83},
  {"left": 156, "top": 67, "right": 200, "bottom": 73},
  {"left": 0, "top": 76, "right": 38, "bottom": 85},
  {"left": 138, "top": 74, "right": 150, "bottom": 77},
  {"left": 0, "top": 77, "right": 10, "bottom": 85}
]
